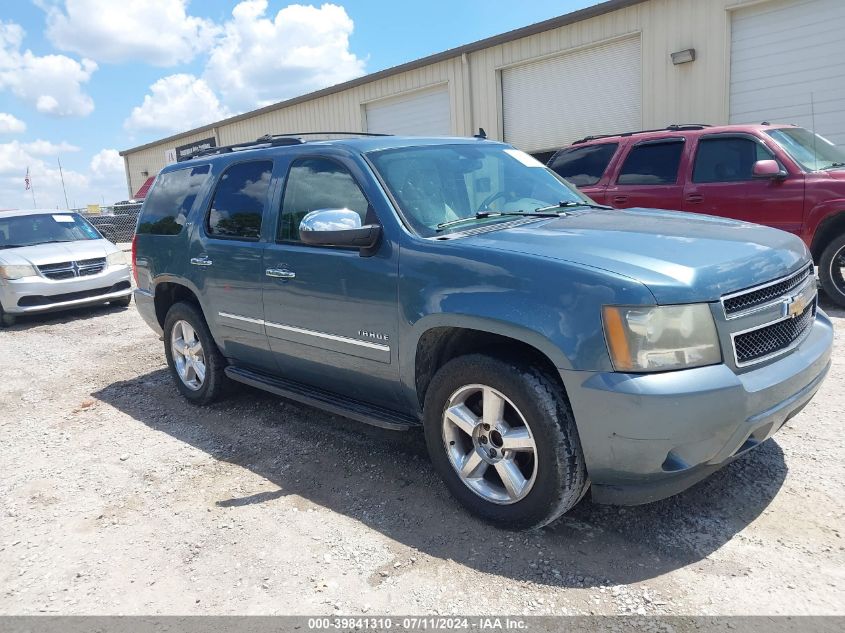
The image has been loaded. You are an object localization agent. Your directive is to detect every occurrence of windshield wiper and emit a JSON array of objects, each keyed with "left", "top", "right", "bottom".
[
  {"left": 534, "top": 200, "right": 612, "bottom": 212},
  {"left": 436, "top": 210, "right": 560, "bottom": 231},
  {"left": 823, "top": 162, "right": 845, "bottom": 170},
  {"left": 0, "top": 244, "right": 25, "bottom": 250}
]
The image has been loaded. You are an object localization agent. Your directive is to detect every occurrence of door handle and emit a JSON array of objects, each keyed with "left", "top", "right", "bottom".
[
  {"left": 613, "top": 195, "right": 628, "bottom": 205},
  {"left": 266, "top": 268, "right": 296, "bottom": 279},
  {"left": 686, "top": 194, "right": 704, "bottom": 203},
  {"left": 190, "top": 255, "right": 213, "bottom": 267}
]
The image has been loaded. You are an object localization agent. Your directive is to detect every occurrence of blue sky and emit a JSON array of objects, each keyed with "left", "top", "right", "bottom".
[{"left": 0, "top": 1, "right": 596, "bottom": 208}]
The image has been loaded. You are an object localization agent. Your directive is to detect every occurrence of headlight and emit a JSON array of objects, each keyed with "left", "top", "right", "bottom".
[
  {"left": 602, "top": 304, "right": 721, "bottom": 372},
  {"left": 106, "top": 251, "right": 127, "bottom": 266},
  {"left": 0, "top": 264, "right": 37, "bottom": 280}
]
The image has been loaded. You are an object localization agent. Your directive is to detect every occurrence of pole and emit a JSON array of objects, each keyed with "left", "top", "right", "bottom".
[
  {"left": 57, "top": 156, "right": 70, "bottom": 209},
  {"left": 30, "top": 171, "right": 37, "bottom": 208},
  {"left": 810, "top": 92, "right": 818, "bottom": 171}
]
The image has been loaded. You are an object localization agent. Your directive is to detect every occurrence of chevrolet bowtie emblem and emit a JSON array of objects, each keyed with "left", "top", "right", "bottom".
[{"left": 786, "top": 291, "right": 810, "bottom": 318}]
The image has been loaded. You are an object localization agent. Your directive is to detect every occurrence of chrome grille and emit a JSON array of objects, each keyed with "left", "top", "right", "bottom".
[
  {"left": 37, "top": 257, "right": 106, "bottom": 280},
  {"left": 733, "top": 301, "right": 816, "bottom": 365},
  {"left": 723, "top": 264, "right": 813, "bottom": 317},
  {"left": 37, "top": 261, "right": 75, "bottom": 280}
]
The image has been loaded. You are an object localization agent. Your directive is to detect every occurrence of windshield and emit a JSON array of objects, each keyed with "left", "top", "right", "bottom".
[
  {"left": 766, "top": 127, "right": 845, "bottom": 171},
  {"left": 367, "top": 144, "right": 592, "bottom": 236},
  {"left": 0, "top": 213, "right": 101, "bottom": 249}
]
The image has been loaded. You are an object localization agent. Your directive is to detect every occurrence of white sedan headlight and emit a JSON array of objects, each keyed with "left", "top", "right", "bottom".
[
  {"left": 0, "top": 264, "right": 37, "bottom": 280},
  {"left": 602, "top": 304, "right": 721, "bottom": 372},
  {"left": 106, "top": 251, "right": 127, "bottom": 266}
]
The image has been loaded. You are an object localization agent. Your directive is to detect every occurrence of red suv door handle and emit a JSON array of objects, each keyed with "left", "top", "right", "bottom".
[
  {"left": 613, "top": 195, "right": 628, "bottom": 205},
  {"left": 686, "top": 193, "right": 703, "bottom": 203}
]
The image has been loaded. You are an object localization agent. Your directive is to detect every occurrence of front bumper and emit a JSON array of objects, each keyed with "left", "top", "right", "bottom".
[
  {"left": 0, "top": 266, "right": 132, "bottom": 315},
  {"left": 561, "top": 309, "right": 833, "bottom": 505}
]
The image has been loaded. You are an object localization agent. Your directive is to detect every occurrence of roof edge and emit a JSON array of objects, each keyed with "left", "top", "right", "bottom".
[{"left": 120, "top": 0, "right": 646, "bottom": 156}]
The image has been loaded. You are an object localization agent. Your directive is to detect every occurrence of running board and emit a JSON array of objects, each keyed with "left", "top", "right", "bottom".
[{"left": 224, "top": 366, "right": 419, "bottom": 431}]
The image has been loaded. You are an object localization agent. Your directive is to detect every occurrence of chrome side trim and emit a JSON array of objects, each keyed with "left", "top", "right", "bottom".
[
  {"left": 218, "top": 311, "right": 264, "bottom": 326},
  {"left": 265, "top": 321, "right": 390, "bottom": 351},
  {"left": 216, "top": 312, "right": 390, "bottom": 352}
]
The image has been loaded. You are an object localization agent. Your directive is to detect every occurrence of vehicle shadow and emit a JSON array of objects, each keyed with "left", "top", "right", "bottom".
[
  {"left": 2, "top": 302, "right": 132, "bottom": 331},
  {"left": 93, "top": 368, "right": 790, "bottom": 588}
]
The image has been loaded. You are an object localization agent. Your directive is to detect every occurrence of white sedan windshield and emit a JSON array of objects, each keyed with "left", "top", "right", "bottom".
[{"left": 0, "top": 213, "right": 100, "bottom": 249}]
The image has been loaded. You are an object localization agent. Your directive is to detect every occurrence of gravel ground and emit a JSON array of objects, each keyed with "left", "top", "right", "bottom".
[{"left": 0, "top": 298, "right": 843, "bottom": 616}]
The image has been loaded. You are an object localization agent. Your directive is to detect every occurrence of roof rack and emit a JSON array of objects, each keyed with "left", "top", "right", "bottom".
[
  {"left": 571, "top": 124, "right": 712, "bottom": 145},
  {"left": 192, "top": 131, "right": 393, "bottom": 158}
]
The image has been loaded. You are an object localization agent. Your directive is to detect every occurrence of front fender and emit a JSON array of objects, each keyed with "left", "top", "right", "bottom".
[
  {"left": 396, "top": 236, "right": 655, "bottom": 405},
  {"left": 805, "top": 200, "right": 845, "bottom": 248}
]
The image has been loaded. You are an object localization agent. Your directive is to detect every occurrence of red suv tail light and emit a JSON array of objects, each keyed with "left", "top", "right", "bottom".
[{"left": 131, "top": 234, "right": 138, "bottom": 284}]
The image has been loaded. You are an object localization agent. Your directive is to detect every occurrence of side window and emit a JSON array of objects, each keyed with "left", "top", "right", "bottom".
[
  {"left": 137, "top": 164, "right": 210, "bottom": 235},
  {"left": 617, "top": 141, "right": 684, "bottom": 185},
  {"left": 549, "top": 143, "right": 618, "bottom": 186},
  {"left": 207, "top": 160, "right": 273, "bottom": 240},
  {"left": 279, "top": 158, "right": 369, "bottom": 242},
  {"left": 693, "top": 137, "right": 776, "bottom": 183}
]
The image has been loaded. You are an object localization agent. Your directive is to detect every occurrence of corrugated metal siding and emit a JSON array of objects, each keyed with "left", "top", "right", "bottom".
[
  {"left": 125, "top": 0, "right": 774, "bottom": 194},
  {"left": 501, "top": 36, "right": 642, "bottom": 152},
  {"left": 730, "top": 0, "right": 845, "bottom": 145}
]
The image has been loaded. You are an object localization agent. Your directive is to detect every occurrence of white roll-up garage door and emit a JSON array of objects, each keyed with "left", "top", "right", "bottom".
[
  {"left": 730, "top": 0, "right": 845, "bottom": 145},
  {"left": 365, "top": 85, "right": 451, "bottom": 136},
  {"left": 501, "top": 36, "right": 641, "bottom": 153}
]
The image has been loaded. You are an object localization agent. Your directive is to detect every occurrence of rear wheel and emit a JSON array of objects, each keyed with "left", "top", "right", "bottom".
[
  {"left": 163, "top": 301, "right": 228, "bottom": 405},
  {"left": 423, "top": 354, "right": 588, "bottom": 530},
  {"left": 819, "top": 234, "right": 845, "bottom": 308}
]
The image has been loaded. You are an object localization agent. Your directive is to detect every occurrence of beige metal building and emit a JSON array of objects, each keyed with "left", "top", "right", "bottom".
[{"left": 120, "top": 0, "right": 845, "bottom": 197}]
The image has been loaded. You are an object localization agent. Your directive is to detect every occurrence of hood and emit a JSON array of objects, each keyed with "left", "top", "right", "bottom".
[
  {"left": 822, "top": 168, "right": 845, "bottom": 181},
  {"left": 0, "top": 239, "right": 114, "bottom": 267},
  {"left": 463, "top": 208, "right": 809, "bottom": 303}
]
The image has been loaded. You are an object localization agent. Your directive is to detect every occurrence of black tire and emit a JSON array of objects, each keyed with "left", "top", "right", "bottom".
[
  {"left": 423, "top": 354, "right": 588, "bottom": 530},
  {"left": 163, "top": 301, "right": 229, "bottom": 405},
  {"left": 0, "top": 304, "right": 14, "bottom": 328},
  {"left": 819, "top": 234, "right": 845, "bottom": 308},
  {"left": 110, "top": 295, "right": 132, "bottom": 308}
]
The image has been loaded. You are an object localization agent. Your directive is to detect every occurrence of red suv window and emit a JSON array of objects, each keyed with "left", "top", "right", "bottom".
[
  {"left": 549, "top": 143, "right": 618, "bottom": 186},
  {"left": 617, "top": 140, "right": 684, "bottom": 185}
]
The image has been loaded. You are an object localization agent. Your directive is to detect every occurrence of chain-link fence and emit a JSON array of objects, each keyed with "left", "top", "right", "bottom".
[{"left": 76, "top": 201, "right": 142, "bottom": 245}]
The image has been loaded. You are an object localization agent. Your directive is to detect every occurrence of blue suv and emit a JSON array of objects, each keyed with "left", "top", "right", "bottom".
[{"left": 133, "top": 133, "right": 833, "bottom": 529}]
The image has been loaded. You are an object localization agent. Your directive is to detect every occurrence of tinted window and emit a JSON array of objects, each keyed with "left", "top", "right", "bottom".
[
  {"left": 617, "top": 141, "right": 683, "bottom": 185},
  {"left": 138, "top": 165, "right": 210, "bottom": 235},
  {"left": 693, "top": 137, "right": 775, "bottom": 183},
  {"left": 279, "top": 158, "right": 369, "bottom": 242},
  {"left": 207, "top": 161, "right": 273, "bottom": 239},
  {"left": 549, "top": 143, "right": 618, "bottom": 186}
]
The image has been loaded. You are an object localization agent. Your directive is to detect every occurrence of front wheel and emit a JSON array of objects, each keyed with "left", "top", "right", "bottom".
[
  {"left": 819, "top": 234, "right": 845, "bottom": 308},
  {"left": 0, "top": 304, "right": 15, "bottom": 328},
  {"left": 423, "top": 354, "right": 588, "bottom": 530},
  {"left": 163, "top": 301, "right": 229, "bottom": 405}
]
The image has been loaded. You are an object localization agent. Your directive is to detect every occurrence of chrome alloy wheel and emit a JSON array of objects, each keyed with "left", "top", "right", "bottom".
[
  {"left": 441, "top": 384, "right": 538, "bottom": 504},
  {"left": 170, "top": 320, "right": 206, "bottom": 391},
  {"left": 832, "top": 245, "right": 845, "bottom": 295}
]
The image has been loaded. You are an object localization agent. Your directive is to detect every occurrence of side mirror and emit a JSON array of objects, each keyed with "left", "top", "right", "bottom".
[
  {"left": 298, "top": 208, "right": 381, "bottom": 253},
  {"left": 752, "top": 159, "right": 786, "bottom": 180}
]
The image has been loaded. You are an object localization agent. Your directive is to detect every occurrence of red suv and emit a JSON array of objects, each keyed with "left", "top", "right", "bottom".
[{"left": 547, "top": 123, "right": 845, "bottom": 307}]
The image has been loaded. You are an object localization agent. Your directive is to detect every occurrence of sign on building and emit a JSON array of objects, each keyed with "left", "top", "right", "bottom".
[
  {"left": 164, "top": 148, "right": 177, "bottom": 164},
  {"left": 175, "top": 137, "right": 217, "bottom": 162}
]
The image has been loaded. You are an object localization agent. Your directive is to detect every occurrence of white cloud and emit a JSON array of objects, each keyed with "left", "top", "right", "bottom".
[
  {"left": 42, "top": 0, "right": 219, "bottom": 67},
  {"left": 203, "top": 1, "right": 366, "bottom": 111},
  {"left": 0, "top": 112, "right": 26, "bottom": 134},
  {"left": 124, "top": 74, "right": 230, "bottom": 133},
  {"left": 0, "top": 142, "right": 127, "bottom": 210},
  {"left": 22, "top": 139, "right": 80, "bottom": 155},
  {"left": 0, "top": 21, "right": 96, "bottom": 117}
]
